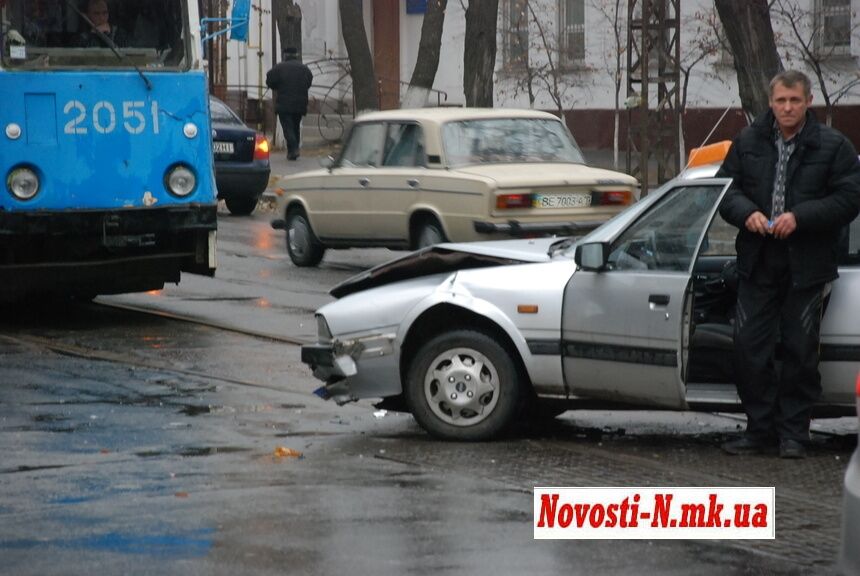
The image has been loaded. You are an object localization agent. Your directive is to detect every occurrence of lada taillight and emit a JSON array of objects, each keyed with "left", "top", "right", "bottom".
[
  {"left": 496, "top": 193, "right": 534, "bottom": 209},
  {"left": 593, "top": 190, "right": 633, "bottom": 206},
  {"left": 254, "top": 134, "right": 270, "bottom": 160}
]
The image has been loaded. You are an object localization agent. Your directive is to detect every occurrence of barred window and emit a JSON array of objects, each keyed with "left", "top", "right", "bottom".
[
  {"left": 504, "top": 0, "right": 529, "bottom": 68},
  {"left": 560, "top": 0, "right": 585, "bottom": 66},
  {"left": 816, "top": 0, "right": 852, "bottom": 55}
]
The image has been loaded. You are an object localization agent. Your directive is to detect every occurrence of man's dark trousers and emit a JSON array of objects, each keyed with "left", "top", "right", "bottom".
[
  {"left": 734, "top": 239, "right": 825, "bottom": 443},
  {"left": 278, "top": 112, "right": 302, "bottom": 159}
]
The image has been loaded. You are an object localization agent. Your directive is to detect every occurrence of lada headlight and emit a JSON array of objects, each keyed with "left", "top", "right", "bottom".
[{"left": 7, "top": 166, "right": 40, "bottom": 200}]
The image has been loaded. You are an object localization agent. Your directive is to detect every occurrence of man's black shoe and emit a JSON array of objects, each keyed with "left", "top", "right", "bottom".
[
  {"left": 779, "top": 439, "right": 807, "bottom": 459},
  {"left": 721, "top": 436, "right": 771, "bottom": 455},
  {"left": 288, "top": 153, "right": 299, "bottom": 161}
]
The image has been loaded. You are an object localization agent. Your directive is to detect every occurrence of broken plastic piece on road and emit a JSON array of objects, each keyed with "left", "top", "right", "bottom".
[{"left": 273, "top": 446, "right": 303, "bottom": 459}]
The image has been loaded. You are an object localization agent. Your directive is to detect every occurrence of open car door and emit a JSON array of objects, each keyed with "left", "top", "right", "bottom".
[{"left": 562, "top": 180, "right": 732, "bottom": 408}]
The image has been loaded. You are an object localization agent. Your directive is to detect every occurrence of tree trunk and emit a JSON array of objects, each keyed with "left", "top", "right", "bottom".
[
  {"left": 403, "top": 0, "right": 448, "bottom": 108},
  {"left": 339, "top": 0, "right": 379, "bottom": 112},
  {"left": 714, "top": 0, "right": 783, "bottom": 119},
  {"left": 463, "top": 0, "right": 500, "bottom": 107},
  {"left": 273, "top": 0, "right": 302, "bottom": 59}
]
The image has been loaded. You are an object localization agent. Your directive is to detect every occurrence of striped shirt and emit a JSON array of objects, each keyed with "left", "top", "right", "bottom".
[{"left": 771, "top": 121, "right": 805, "bottom": 219}]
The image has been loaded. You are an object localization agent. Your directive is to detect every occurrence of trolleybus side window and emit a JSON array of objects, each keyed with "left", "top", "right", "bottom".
[{"left": 1, "top": 0, "right": 188, "bottom": 69}]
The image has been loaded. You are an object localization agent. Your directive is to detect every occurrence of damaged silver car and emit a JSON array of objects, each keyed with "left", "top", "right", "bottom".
[{"left": 302, "top": 175, "right": 860, "bottom": 441}]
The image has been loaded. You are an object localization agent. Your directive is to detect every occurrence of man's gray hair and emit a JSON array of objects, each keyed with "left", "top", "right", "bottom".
[{"left": 769, "top": 70, "right": 812, "bottom": 98}]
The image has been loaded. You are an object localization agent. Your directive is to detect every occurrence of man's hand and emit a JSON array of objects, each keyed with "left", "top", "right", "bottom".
[
  {"left": 770, "top": 212, "right": 797, "bottom": 239},
  {"left": 745, "top": 211, "right": 770, "bottom": 236}
]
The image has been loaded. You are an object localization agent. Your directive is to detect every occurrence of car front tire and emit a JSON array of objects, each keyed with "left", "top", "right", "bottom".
[
  {"left": 286, "top": 210, "right": 326, "bottom": 267},
  {"left": 405, "top": 329, "right": 524, "bottom": 441}
]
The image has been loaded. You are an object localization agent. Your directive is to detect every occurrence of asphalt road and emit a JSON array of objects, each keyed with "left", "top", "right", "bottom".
[{"left": 0, "top": 191, "right": 855, "bottom": 575}]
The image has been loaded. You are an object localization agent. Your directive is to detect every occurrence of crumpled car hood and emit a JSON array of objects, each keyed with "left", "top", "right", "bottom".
[{"left": 329, "top": 237, "right": 560, "bottom": 298}]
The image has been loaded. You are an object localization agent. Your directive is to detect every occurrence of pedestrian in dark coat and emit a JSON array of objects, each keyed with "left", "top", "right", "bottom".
[
  {"left": 265, "top": 46, "right": 313, "bottom": 160},
  {"left": 717, "top": 69, "right": 860, "bottom": 459}
]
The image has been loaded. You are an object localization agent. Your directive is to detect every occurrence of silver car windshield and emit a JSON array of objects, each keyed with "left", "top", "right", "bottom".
[{"left": 442, "top": 118, "right": 586, "bottom": 166}]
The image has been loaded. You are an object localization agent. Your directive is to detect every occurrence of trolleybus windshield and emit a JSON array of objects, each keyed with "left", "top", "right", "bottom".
[{"left": 0, "top": 0, "right": 190, "bottom": 70}]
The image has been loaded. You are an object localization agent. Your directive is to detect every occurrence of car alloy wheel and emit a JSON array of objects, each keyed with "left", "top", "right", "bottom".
[
  {"left": 406, "top": 329, "right": 524, "bottom": 441},
  {"left": 286, "top": 211, "right": 325, "bottom": 267}
]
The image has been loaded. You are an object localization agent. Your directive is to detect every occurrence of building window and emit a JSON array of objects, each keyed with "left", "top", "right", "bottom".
[
  {"left": 504, "top": 0, "right": 529, "bottom": 67},
  {"left": 560, "top": 0, "right": 585, "bottom": 66},
  {"left": 816, "top": 0, "right": 851, "bottom": 55}
]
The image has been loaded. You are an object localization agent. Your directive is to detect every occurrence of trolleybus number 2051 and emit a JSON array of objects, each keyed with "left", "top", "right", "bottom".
[{"left": 63, "top": 100, "right": 161, "bottom": 136}]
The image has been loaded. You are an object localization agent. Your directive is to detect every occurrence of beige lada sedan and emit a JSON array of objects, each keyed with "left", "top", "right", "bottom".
[{"left": 271, "top": 108, "right": 639, "bottom": 266}]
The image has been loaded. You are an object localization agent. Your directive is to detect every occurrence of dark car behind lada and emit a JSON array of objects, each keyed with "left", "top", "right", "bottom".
[{"left": 210, "top": 96, "right": 271, "bottom": 215}]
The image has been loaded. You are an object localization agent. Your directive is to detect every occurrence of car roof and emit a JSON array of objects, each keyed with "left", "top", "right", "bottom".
[{"left": 353, "top": 107, "right": 564, "bottom": 125}]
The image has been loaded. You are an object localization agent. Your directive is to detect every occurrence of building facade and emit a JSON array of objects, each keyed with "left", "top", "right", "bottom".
[{"left": 218, "top": 0, "right": 860, "bottom": 152}]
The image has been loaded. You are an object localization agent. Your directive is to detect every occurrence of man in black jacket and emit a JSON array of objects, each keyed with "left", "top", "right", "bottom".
[
  {"left": 718, "top": 70, "right": 860, "bottom": 459},
  {"left": 266, "top": 47, "right": 313, "bottom": 160}
]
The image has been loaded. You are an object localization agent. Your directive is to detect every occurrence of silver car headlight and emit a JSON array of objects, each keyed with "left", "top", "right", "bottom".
[
  {"left": 7, "top": 166, "right": 40, "bottom": 200},
  {"left": 166, "top": 165, "right": 196, "bottom": 197},
  {"left": 316, "top": 314, "right": 333, "bottom": 343}
]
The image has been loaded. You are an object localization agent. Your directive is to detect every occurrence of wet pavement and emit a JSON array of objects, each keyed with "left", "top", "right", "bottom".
[{"left": 0, "top": 298, "right": 855, "bottom": 575}]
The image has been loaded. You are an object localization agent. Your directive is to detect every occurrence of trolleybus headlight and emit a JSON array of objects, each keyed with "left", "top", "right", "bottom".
[
  {"left": 165, "top": 165, "right": 197, "bottom": 197},
  {"left": 7, "top": 167, "right": 40, "bottom": 200}
]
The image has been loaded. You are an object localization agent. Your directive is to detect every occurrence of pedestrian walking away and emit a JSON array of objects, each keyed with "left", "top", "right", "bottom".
[
  {"left": 717, "top": 69, "right": 860, "bottom": 459},
  {"left": 266, "top": 46, "right": 313, "bottom": 161}
]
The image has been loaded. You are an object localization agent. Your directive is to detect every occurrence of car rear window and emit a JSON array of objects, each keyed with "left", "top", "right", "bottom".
[
  {"left": 442, "top": 118, "right": 586, "bottom": 166},
  {"left": 209, "top": 98, "right": 244, "bottom": 126}
]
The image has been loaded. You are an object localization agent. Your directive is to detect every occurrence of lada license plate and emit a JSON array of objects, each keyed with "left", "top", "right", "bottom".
[
  {"left": 213, "top": 141, "right": 234, "bottom": 154},
  {"left": 533, "top": 193, "right": 591, "bottom": 209}
]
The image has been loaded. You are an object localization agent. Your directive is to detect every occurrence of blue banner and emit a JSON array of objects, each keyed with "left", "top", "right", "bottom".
[{"left": 229, "top": 0, "right": 250, "bottom": 42}]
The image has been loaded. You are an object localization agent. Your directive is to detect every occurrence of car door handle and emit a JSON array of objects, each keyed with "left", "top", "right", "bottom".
[
  {"left": 358, "top": 177, "right": 370, "bottom": 187},
  {"left": 407, "top": 178, "right": 420, "bottom": 188},
  {"left": 649, "top": 294, "right": 670, "bottom": 306}
]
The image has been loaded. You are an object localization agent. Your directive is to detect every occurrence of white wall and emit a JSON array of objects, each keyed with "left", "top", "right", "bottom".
[{"left": 223, "top": 0, "right": 860, "bottom": 116}]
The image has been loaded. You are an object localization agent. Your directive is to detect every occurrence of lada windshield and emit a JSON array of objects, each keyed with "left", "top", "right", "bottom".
[
  {"left": 442, "top": 118, "right": 586, "bottom": 166},
  {"left": 1, "top": 0, "right": 190, "bottom": 70}
]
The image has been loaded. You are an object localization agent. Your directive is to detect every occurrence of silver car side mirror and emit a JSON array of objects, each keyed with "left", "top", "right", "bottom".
[{"left": 575, "top": 242, "right": 610, "bottom": 271}]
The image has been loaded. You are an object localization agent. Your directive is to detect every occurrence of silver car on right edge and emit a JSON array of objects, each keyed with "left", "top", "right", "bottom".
[{"left": 841, "top": 371, "right": 860, "bottom": 575}]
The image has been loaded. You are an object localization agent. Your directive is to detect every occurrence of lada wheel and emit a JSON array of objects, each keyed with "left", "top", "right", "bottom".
[
  {"left": 415, "top": 219, "right": 446, "bottom": 249},
  {"left": 405, "top": 329, "right": 524, "bottom": 441},
  {"left": 286, "top": 211, "right": 325, "bottom": 267}
]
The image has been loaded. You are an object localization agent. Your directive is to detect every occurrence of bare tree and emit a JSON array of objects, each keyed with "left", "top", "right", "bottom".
[
  {"left": 592, "top": 0, "right": 626, "bottom": 168},
  {"left": 676, "top": 6, "right": 728, "bottom": 156},
  {"left": 403, "top": 0, "right": 449, "bottom": 108},
  {"left": 773, "top": 0, "right": 860, "bottom": 126},
  {"left": 498, "top": 1, "right": 585, "bottom": 119},
  {"left": 273, "top": 0, "right": 302, "bottom": 57},
  {"left": 524, "top": 1, "right": 572, "bottom": 118},
  {"left": 338, "top": 0, "right": 378, "bottom": 112},
  {"left": 463, "top": 0, "right": 500, "bottom": 107},
  {"left": 714, "top": 0, "right": 783, "bottom": 119}
]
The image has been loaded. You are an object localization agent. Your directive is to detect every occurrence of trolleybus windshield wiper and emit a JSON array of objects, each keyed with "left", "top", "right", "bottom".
[{"left": 64, "top": 0, "right": 152, "bottom": 91}]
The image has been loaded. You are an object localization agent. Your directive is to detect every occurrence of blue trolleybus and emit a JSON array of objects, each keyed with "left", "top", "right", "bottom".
[{"left": 0, "top": 0, "right": 216, "bottom": 302}]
